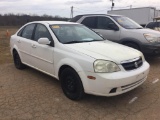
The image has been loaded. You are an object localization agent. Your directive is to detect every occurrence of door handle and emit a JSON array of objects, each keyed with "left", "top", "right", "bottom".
[{"left": 31, "top": 44, "right": 36, "bottom": 48}]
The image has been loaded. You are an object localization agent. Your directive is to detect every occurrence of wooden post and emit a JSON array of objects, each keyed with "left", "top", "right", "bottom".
[{"left": 6, "top": 30, "right": 10, "bottom": 38}]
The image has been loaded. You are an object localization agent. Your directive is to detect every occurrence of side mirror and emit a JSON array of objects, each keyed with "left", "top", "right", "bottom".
[
  {"left": 108, "top": 23, "right": 119, "bottom": 31},
  {"left": 38, "top": 38, "right": 51, "bottom": 45}
]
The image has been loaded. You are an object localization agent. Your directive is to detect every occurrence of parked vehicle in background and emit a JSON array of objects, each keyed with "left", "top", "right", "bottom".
[
  {"left": 146, "top": 17, "right": 160, "bottom": 31},
  {"left": 70, "top": 14, "right": 160, "bottom": 56},
  {"left": 146, "top": 21, "right": 160, "bottom": 31},
  {"left": 10, "top": 21, "right": 150, "bottom": 100}
]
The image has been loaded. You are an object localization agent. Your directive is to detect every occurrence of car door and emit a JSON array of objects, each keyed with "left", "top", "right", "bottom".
[
  {"left": 31, "top": 24, "right": 55, "bottom": 75},
  {"left": 81, "top": 16, "right": 120, "bottom": 41},
  {"left": 17, "top": 23, "right": 36, "bottom": 65},
  {"left": 96, "top": 16, "right": 120, "bottom": 41}
]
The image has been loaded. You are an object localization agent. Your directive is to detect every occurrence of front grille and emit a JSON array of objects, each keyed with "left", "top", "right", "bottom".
[{"left": 121, "top": 57, "right": 143, "bottom": 71}]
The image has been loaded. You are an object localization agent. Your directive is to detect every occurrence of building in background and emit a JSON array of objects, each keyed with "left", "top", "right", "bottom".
[{"left": 108, "top": 7, "right": 160, "bottom": 27}]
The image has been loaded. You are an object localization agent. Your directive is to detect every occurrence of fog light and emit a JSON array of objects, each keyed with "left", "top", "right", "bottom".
[{"left": 109, "top": 88, "right": 117, "bottom": 93}]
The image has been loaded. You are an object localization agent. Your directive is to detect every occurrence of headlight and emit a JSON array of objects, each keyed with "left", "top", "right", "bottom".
[
  {"left": 144, "top": 33, "right": 160, "bottom": 43},
  {"left": 94, "top": 60, "right": 120, "bottom": 73}
]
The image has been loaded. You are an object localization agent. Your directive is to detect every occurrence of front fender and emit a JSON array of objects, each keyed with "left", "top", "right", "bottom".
[
  {"left": 120, "top": 38, "right": 142, "bottom": 44},
  {"left": 55, "top": 58, "right": 84, "bottom": 79},
  {"left": 55, "top": 58, "right": 95, "bottom": 92},
  {"left": 119, "top": 38, "right": 143, "bottom": 49}
]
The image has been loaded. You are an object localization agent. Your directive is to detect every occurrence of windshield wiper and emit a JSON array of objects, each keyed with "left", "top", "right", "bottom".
[
  {"left": 64, "top": 41, "right": 81, "bottom": 44},
  {"left": 89, "top": 39, "right": 104, "bottom": 42},
  {"left": 64, "top": 40, "right": 90, "bottom": 44},
  {"left": 126, "top": 27, "right": 143, "bottom": 29},
  {"left": 64, "top": 39, "right": 104, "bottom": 44},
  {"left": 136, "top": 27, "right": 143, "bottom": 29}
]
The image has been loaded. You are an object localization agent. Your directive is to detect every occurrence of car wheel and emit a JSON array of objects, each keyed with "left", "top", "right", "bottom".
[
  {"left": 60, "top": 68, "right": 85, "bottom": 100},
  {"left": 124, "top": 42, "right": 140, "bottom": 51},
  {"left": 13, "top": 51, "right": 25, "bottom": 69}
]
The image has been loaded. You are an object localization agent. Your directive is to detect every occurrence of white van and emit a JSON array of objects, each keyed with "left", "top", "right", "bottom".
[{"left": 70, "top": 14, "right": 160, "bottom": 56}]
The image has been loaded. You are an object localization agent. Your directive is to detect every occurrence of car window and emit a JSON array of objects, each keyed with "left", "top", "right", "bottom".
[
  {"left": 21, "top": 24, "right": 35, "bottom": 39},
  {"left": 34, "top": 24, "right": 52, "bottom": 41},
  {"left": 81, "top": 17, "right": 97, "bottom": 29},
  {"left": 154, "top": 22, "right": 160, "bottom": 31},
  {"left": 17, "top": 28, "right": 24, "bottom": 36},
  {"left": 70, "top": 15, "right": 83, "bottom": 22},
  {"left": 97, "top": 17, "right": 116, "bottom": 30},
  {"left": 146, "top": 22, "right": 157, "bottom": 29}
]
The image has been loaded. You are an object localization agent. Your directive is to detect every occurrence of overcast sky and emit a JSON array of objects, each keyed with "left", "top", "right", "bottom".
[{"left": 0, "top": 0, "right": 160, "bottom": 18}]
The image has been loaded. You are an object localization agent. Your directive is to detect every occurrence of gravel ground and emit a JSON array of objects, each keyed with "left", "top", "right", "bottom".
[{"left": 0, "top": 57, "right": 160, "bottom": 120}]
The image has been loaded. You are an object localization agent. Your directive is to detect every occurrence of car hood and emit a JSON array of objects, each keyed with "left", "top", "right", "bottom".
[
  {"left": 65, "top": 41, "right": 142, "bottom": 64},
  {"left": 130, "top": 28, "right": 160, "bottom": 36}
]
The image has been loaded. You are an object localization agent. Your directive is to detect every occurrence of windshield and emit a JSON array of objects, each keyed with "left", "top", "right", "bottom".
[
  {"left": 112, "top": 16, "right": 143, "bottom": 29},
  {"left": 50, "top": 24, "right": 104, "bottom": 44}
]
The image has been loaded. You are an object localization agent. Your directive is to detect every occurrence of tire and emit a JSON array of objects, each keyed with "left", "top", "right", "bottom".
[
  {"left": 13, "top": 51, "right": 26, "bottom": 69},
  {"left": 60, "top": 68, "right": 85, "bottom": 100},
  {"left": 124, "top": 42, "right": 140, "bottom": 51}
]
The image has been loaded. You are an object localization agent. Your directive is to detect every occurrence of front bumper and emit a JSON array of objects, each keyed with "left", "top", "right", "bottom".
[
  {"left": 141, "top": 43, "right": 160, "bottom": 56},
  {"left": 79, "top": 61, "right": 150, "bottom": 96}
]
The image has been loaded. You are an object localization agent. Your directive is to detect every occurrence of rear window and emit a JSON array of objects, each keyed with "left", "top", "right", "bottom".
[{"left": 70, "top": 15, "right": 83, "bottom": 22}]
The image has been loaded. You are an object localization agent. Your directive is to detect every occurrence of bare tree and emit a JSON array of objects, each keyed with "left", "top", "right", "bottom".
[{"left": 0, "top": 13, "right": 69, "bottom": 26}]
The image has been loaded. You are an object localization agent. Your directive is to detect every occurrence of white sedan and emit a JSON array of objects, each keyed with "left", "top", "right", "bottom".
[{"left": 10, "top": 21, "right": 150, "bottom": 100}]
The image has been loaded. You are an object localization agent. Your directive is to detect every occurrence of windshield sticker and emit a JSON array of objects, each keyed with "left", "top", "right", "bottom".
[
  {"left": 52, "top": 25, "right": 60, "bottom": 29},
  {"left": 117, "top": 19, "right": 123, "bottom": 23}
]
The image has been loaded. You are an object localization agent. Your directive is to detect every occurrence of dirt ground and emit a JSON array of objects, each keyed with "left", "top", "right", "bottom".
[
  {"left": 0, "top": 26, "right": 20, "bottom": 64},
  {"left": 0, "top": 26, "right": 160, "bottom": 120}
]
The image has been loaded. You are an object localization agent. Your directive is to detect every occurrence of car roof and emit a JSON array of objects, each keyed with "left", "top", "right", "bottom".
[
  {"left": 74, "top": 14, "right": 123, "bottom": 17},
  {"left": 69, "top": 14, "right": 124, "bottom": 22},
  {"left": 28, "top": 21, "right": 79, "bottom": 25}
]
